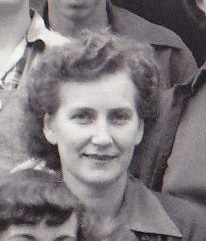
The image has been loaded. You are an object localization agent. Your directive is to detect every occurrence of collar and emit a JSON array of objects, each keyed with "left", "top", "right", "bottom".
[
  {"left": 124, "top": 177, "right": 182, "bottom": 238},
  {"left": 106, "top": 1, "right": 185, "bottom": 49},
  {"left": 27, "top": 10, "right": 70, "bottom": 48}
]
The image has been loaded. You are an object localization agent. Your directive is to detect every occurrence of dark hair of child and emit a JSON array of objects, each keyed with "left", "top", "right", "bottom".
[{"left": 0, "top": 169, "right": 82, "bottom": 238}]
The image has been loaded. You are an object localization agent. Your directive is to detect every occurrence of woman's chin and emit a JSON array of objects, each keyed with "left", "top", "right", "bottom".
[{"left": 77, "top": 169, "right": 124, "bottom": 187}]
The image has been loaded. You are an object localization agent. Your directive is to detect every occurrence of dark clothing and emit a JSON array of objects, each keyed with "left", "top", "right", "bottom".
[
  {"left": 113, "top": 0, "right": 206, "bottom": 67},
  {"left": 162, "top": 62, "right": 206, "bottom": 206},
  {"left": 105, "top": 2, "right": 197, "bottom": 190},
  {"left": 108, "top": 176, "right": 206, "bottom": 241}
]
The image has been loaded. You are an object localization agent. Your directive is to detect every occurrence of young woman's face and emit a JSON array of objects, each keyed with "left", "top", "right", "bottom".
[
  {"left": 0, "top": 213, "right": 78, "bottom": 241},
  {"left": 44, "top": 70, "right": 144, "bottom": 186}
]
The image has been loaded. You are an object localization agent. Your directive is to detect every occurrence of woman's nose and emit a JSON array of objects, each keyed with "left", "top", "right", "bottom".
[{"left": 91, "top": 120, "right": 113, "bottom": 147}]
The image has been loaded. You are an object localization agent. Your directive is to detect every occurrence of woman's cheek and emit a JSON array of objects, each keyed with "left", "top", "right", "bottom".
[
  {"left": 115, "top": 124, "right": 139, "bottom": 143},
  {"left": 67, "top": 125, "right": 93, "bottom": 145}
]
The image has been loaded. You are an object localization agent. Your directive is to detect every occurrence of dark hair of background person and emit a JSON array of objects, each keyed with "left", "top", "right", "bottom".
[
  {"left": 0, "top": 170, "right": 81, "bottom": 234},
  {"left": 24, "top": 30, "right": 160, "bottom": 171},
  {"left": 114, "top": 0, "right": 206, "bottom": 67}
]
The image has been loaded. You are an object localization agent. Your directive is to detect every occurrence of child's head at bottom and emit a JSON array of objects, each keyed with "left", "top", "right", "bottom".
[{"left": 0, "top": 170, "right": 81, "bottom": 241}]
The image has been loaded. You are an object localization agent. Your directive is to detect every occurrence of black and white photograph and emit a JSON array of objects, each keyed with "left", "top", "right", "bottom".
[{"left": 0, "top": 0, "right": 206, "bottom": 240}]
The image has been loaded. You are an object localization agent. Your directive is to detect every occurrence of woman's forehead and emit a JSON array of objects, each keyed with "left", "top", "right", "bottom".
[{"left": 58, "top": 70, "right": 137, "bottom": 109}]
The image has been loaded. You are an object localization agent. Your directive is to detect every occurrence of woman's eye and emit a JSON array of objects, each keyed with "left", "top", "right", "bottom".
[
  {"left": 109, "top": 110, "right": 132, "bottom": 125},
  {"left": 71, "top": 111, "right": 94, "bottom": 124}
]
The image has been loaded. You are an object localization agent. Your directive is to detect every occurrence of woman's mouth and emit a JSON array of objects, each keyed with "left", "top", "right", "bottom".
[
  {"left": 82, "top": 154, "right": 118, "bottom": 162},
  {"left": 68, "top": 1, "right": 87, "bottom": 9}
]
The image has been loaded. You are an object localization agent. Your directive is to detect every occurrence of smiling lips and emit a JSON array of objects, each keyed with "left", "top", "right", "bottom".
[
  {"left": 68, "top": 1, "right": 86, "bottom": 8},
  {"left": 83, "top": 154, "right": 118, "bottom": 162}
]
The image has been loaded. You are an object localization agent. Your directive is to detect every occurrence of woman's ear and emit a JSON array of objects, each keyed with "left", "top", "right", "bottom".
[
  {"left": 43, "top": 114, "right": 57, "bottom": 145},
  {"left": 135, "top": 119, "right": 144, "bottom": 146}
]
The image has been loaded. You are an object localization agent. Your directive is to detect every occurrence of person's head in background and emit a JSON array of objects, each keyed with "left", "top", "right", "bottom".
[
  {"left": 0, "top": 170, "right": 81, "bottom": 241},
  {"left": 25, "top": 30, "right": 159, "bottom": 184}
]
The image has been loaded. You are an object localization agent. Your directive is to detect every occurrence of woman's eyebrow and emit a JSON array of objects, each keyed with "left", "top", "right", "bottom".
[
  {"left": 110, "top": 107, "right": 132, "bottom": 111},
  {"left": 70, "top": 107, "right": 95, "bottom": 112},
  {"left": 109, "top": 107, "right": 133, "bottom": 114}
]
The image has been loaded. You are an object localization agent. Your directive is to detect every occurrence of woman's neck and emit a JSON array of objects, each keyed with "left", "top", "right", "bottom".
[
  {"left": 0, "top": 2, "right": 30, "bottom": 54},
  {"left": 63, "top": 172, "right": 128, "bottom": 217},
  {"left": 48, "top": 1, "right": 108, "bottom": 37}
]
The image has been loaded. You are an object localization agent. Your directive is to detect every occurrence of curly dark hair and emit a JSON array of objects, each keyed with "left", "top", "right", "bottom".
[
  {"left": 0, "top": 170, "right": 81, "bottom": 233},
  {"left": 25, "top": 29, "right": 160, "bottom": 171}
]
